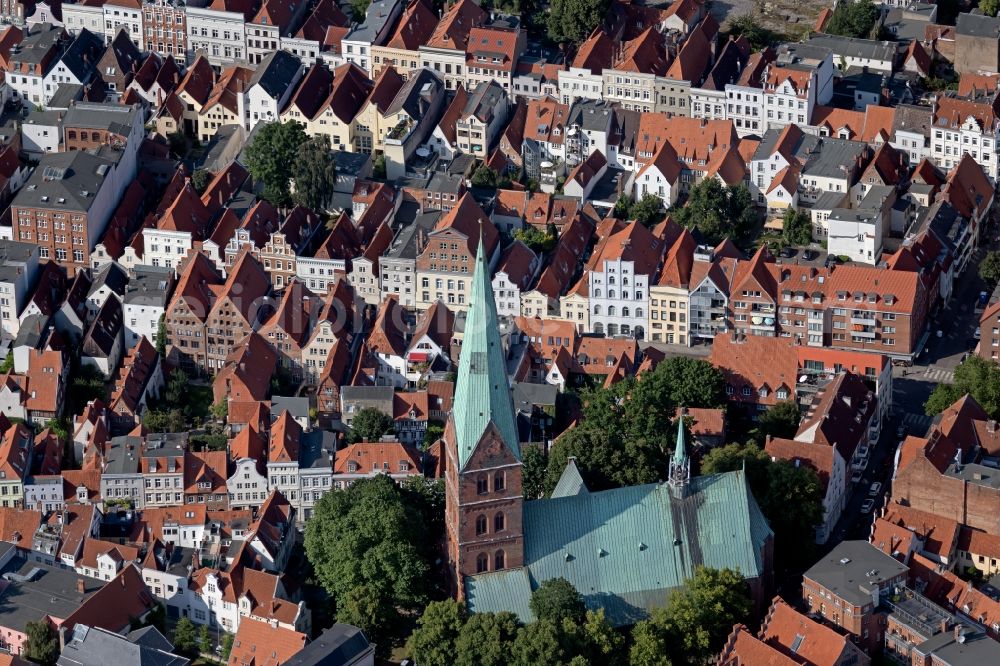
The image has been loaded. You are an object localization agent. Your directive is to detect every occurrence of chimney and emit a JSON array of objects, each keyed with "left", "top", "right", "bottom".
[
  {"left": 76, "top": 578, "right": 85, "bottom": 594},
  {"left": 989, "top": 420, "right": 997, "bottom": 433}
]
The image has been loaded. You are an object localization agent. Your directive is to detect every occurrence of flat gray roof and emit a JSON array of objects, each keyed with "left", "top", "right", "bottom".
[
  {"left": 804, "top": 540, "right": 909, "bottom": 607},
  {"left": 13, "top": 150, "right": 118, "bottom": 213},
  {"left": 0, "top": 556, "right": 103, "bottom": 632},
  {"left": 0, "top": 241, "right": 37, "bottom": 283}
]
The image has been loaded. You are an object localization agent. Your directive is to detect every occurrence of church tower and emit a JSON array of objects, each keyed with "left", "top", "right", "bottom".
[
  {"left": 669, "top": 413, "right": 691, "bottom": 498},
  {"left": 444, "top": 232, "right": 524, "bottom": 594}
]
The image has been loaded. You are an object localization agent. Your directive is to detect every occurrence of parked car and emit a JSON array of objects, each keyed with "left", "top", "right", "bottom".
[
  {"left": 861, "top": 499, "right": 875, "bottom": 513},
  {"left": 979, "top": 291, "right": 989, "bottom": 307},
  {"left": 975, "top": 327, "right": 982, "bottom": 340},
  {"left": 868, "top": 482, "right": 882, "bottom": 497},
  {"left": 803, "top": 249, "right": 817, "bottom": 260},
  {"left": 897, "top": 424, "right": 907, "bottom": 438}
]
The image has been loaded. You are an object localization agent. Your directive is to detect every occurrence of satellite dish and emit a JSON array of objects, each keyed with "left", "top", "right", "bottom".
[{"left": 416, "top": 147, "right": 430, "bottom": 158}]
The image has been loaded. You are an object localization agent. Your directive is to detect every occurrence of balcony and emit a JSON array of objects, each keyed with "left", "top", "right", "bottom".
[{"left": 851, "top": 315, "right": 876, "bottom": 325}]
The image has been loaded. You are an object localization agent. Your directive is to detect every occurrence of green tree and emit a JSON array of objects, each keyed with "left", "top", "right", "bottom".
[
  {"left": 577, "top": 609, "right": 625, "bottom": 665},
  {"left": 530, "top": 578, "right": 586, "bottom": 624},
  {"left": 44, "top": 418, "right": 69, "bottom": 441},
  {"left": 824, "top": 0, "right": 881, "bottom": 39},
  {"left": 221, "top": 634, "right": 234, "bottom": 660},
  {"left": 510, "top": 619, "right": 569, "bottom": 666},
  {"left": 304, "top": 476, "right": 431, "bottom": 655},
  {"left": 424, "top": 420, "right": 445, "bottom": 448},
  {"left": 983, "top": 0, "right": 1000, "bottom": 16},
  {"left": 514, "top": 226, "right": 557, "bottom": 253},
  {"left": 925, "top": 383, "right": 965, "bottom": 417},
  {"left": 406, "top": 600, "right": 467, "bottom": 666},
  {"left": 245, "top": 120, "right": 308, "bottom": 205},
  {"left": 373, "top": 154, "right": 387, "bottom": 180},
  {"left": 210, "top": 399, "right": 228, "bottom": 421},
  {"left": 729, "top": 14, "right": 780, "bottom": 50},
  {"left": 198, "top": 624, "right": 212, "bottom": 656},
  {"left": 336, "top": 584, "right": 396, "bottom": 650},
  {"left": 455, "top": 612, "right": 521, "bottom": 666},
  {"left": 613, "top": 194, "right": 632, "bottom": 219},
  {"left": 191, "top": 169, "right": 212, "bottom": 194},
  {"left": 674, "top": 180, "right": 756, "bottom": 244},
  {"left": 548, "top": 0, "right": 611, "bottom": 47},
  {"left": 521, "top": 444, "right": 547, "bottom": 500},
  {"left": 350, "top": 0, "right": 370, "bottom": 20},
  {"left": 544, "top": 357, "right": 725, "bottom": 493},
  {"left": 0, "top": 351, "right": 12, "bottom": 373},
  {"left": 471, "top": 164, "right": 499, "bottom": 188},
  {"left": 400, "top": 475, "right": 446, "bottom": 559},
  {"left": 629, "top": 619, "right": 673, "bottom": 666},
  {"left": 292, "top": 134, "right": 337, "bottom": 211},
  {"left": 633, "top": 567, "right": 751, "bottom": 665},
  {"left": 630, "top": 193, "right": 665, "bottom": 227},
  {"left": 172, "top": 617, "right": 198, "bottom": 656},
  {"left": 782, "top": 207, "right": 813, "bottom": 246},
  {"left": 24, "top": 620, "right": 58, "bottom": 665},
  {"left": 155, "top": 315, "right": 167, "bottom": 355},
  {"left": 348, "top": 407, "right": 395, "bottom": 442},
  {"left": 980, "top": 251, "right": 1000, "bottom": 286},
  {"left": 925, "top": 355, "right": 1000, "bottom": 418},
  {"left": 757, "top": 400, "right": 802, "bottom": 440}
]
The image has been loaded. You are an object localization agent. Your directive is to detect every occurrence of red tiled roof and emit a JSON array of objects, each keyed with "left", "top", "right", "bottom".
[
  {"left": 719, "top": 625, "right": 802, "bottom": 666},
  {"left": 934, "top": 95, "right": 1000, "bottom": 132},
  {"left": 426, "top": 0, "right": 486, "bottom": 50},
  {"left": 228, "top": 617, "right": 306, "bottom": 666},
  {"left": 62, "top": 565, "right": 157, "bottom": 633},
  {"left": 385, "top": 0, "right": 437, "bottom": 50},
  {"left": 613, "top": 27, "right": 669, "bottom": 75},
  {"left": 709, "top": 334, "right": 798, "bottom": 406},
  {"left": 884, "top": 503, "right": 960, "bottom": 559},
  {"left": 760, "top": 597, "right": 855, "bottom": 665}
]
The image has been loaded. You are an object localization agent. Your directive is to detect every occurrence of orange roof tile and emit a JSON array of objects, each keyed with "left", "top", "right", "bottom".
[{"left": 228, "top": 617, "right": 306, "bottom": 666}]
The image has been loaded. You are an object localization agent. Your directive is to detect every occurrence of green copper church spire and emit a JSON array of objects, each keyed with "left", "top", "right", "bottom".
[
  {"left": 452, "top": 230, "right": 520, "bottom": 470},
  {"left": 673, "top": 414, "right": 687, "bottom": 466},
  {"left": 669, "top": 410, "right": 690, "bottom": 496}
]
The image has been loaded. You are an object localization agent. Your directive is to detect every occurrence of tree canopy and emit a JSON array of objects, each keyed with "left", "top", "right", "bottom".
[
  {"left": 729, "top": 14, "right": 782, "bottom": 50},
  {"left": 530, "top": 578, "right": 587, "bottom": 624},
  {"left": 925, "top": 356, "right": 1000, "bottom": 418},
  {"left": 824, "top": 0, "right": 881, "bottom": 39},
  {"left": 544, "top": 357, "right": 725, "bottom": 493},
  {"left": 515, "top": 225, "right": 558, "bottom": 254},
  {"left": 548, "top": 0, "right": 611, "bottom": 47},
  {"left": 171, "top": 617, "right": 198, "bottom": 656},
  {"left": 292, "top": 134, "right": 337, "bottom": 211},
  {"left": 983, "top": 0, "right": 1000, "bottom": 16},
  {"left": 630, "top": 194, "right": 666, "bottom": 227},
  {"left": 304, "top": 475, "right": 432, "bottom": 656},
  {"left": 245, "top": 120, "right": 308, "bottom": 206},
  {"left": 673, "top": 180, "right": 756, "bottom": 244},
  {"left": 756, "top": 400, "right": 803, "bottom": 441},
  {"left": 782, "top": 208, "right": 813, "bottom": 247},
  {"left": 24, "top": 620, "right": 59, "bottom": 666},
  {"left": 630, "top": 567, "right": 751, "bottom": 665},
  {"left": 702, "top": 442, "right": 824, "bottom": 570},
  {"left": 348, "top": 407, "right": 395, "bottom": 443},
  {"left": 407, "top": 600, "right": 467, "bottom": 666},
  {"left": 980, "top": 251, "right": 1000, "bottom": 287},
  {"left": 191, "top": 169, "right": 212, "bottom": 195},
  {"left": 406, "top": 593, "right": 623, "bottom": 666}
]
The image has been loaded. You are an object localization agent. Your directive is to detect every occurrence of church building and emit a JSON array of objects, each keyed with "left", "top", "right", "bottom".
[{"left": 443, "top": 231, "right": 775, "bottom": 625}]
